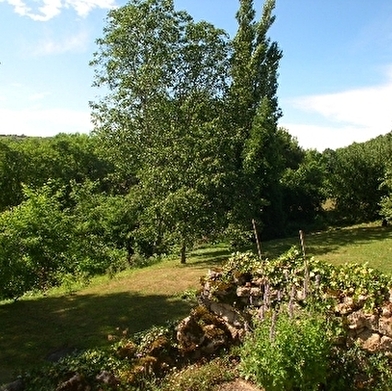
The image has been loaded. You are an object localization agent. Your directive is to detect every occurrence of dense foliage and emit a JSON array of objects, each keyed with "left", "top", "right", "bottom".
[
  {"left": 324, "top": 132, "right": 392, "bottom": 223},
  {"left": 90, "top": 0, "right": 290, "bottom": 256},
  {"left": 0, "top": 181, "right": 129, "bottom": 300},
  {"left": 240, "top": 311, "right": 330, "bottom": 391},
  {"left": 220, "top": 250, "right": 392, "bottom": 391},
  {"left": 2, "top": 1, "right": 392, "bottom": 389}
]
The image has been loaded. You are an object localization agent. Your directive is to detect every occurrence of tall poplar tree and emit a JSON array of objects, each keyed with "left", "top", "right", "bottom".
[{"left": 228, "top": 0, "right": 284, "bottom": 237}]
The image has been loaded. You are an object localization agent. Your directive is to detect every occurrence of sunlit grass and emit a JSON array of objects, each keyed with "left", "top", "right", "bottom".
[{"left": 262, "top": 221, "right": 392, "bottom": 273}]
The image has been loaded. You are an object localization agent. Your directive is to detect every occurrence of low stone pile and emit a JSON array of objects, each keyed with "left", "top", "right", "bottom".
[{"left": 338, "top": 296, "right": 392, "bottom": 352}]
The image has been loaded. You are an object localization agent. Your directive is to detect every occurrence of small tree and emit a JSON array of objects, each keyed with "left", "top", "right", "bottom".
[{"left": 0, "top": 183, "right": 71, "bottom": 300}]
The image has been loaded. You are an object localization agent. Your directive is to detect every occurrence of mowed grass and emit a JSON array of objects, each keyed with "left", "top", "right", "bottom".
[
  {"left": 262, "top": 221, "right": 392, "bottom": 273},
  {"left": 1, "top": 223, "right": 392, "bottom": 384}
]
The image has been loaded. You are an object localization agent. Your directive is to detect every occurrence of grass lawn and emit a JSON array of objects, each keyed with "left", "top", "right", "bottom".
[
  {"left": 0, "top": 244, "right": 228, "bottom": 384},
  {"left": 262, "top": 222, "right": 392, "bottom": 273},
  {"left": 1, "top": 223, "right": 392, "bottom": 384}
]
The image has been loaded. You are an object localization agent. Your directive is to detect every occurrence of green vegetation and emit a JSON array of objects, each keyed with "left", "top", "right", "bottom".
[
  {"left": 2, "top": 0, "right": 392, "bottom": 389},
  {"left": 263, "top": 222, "right": 392, "bottom": 272},
  {"left": 240, "top": 312, "right": 330, "bottom": 391},
  {"left": 1, "top": 0, "right": 392, "bottom": 300},
  {"left": 157, "top": 357, "right": 237, "bottom": 391},
  {"left": 1, "top": 225, "right": 392, "bottom": 386},
  {"left": 223, "top": 248, "right": 392, "bottom": 391}
]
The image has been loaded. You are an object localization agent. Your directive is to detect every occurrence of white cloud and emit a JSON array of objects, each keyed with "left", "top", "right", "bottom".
[
  {"left": 30, "top": 29, "right": 90, "bottom": 55},
  {"left": 280, "top": 122, "right": 386, "bottom": 152},
  {"left": 1, "top": 0, "right": 31, "bottom": 17},
  {"left": 0, "top": 0, "right": 117, "bottom": 21},
  {"left": 28, "top": 91, "right": 51, "bottom": 101},
  {"left": 65, "top": 0, "right": 118, "bottom": 17},
  {"left": 292, "top": 83, "right": 392, "bottom": 130},
  {"left": 0, "top": 107, "right": 92, "bottom": 137},
  {"left": 31, "top": 0, "right": 62, "bottom": 21},
  {"left": 284, "top": 67, "right": 392, "bottom": 151}
]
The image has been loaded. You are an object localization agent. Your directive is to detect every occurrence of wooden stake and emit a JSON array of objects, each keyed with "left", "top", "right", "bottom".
[
  {"left": 299, "top": 230, "right": 309, "bottom": 298},
  {"left": 252, "top": 219, "right": 262, "bottom": 260},
  {"left": 299, "top": 230, "right": 306, "bottom": 258}
]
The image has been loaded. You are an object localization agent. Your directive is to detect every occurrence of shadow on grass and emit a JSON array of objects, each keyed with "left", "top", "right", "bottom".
[
  {"left": 263, "top": 225, "right": 392, "bottom": 259},
  {"left": 0, "top": 291, "right": 192, "bottom": 384},
  {"left": 187, "top": 249, "right": 231, "bottom": 269},
  {"left": 306, "top": 225, "right": 392, "bottom": 256}
]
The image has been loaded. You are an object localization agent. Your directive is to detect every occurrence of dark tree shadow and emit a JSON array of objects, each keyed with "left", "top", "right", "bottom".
[
  {"left": 0, "top": 292, "right": 192, "bottom": 384},
  {"left": 186, "top": 249, "right": 232, "bottom": 270}
]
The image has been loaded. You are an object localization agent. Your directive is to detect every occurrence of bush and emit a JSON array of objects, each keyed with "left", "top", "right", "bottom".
[
  {"left": 240, "top": 311, "right": 330, "bottom": 391},
  {"left": 159, "top": 357, "right": 236, "bottom": 391},
  {"left": 0, "top": 184, "right": 72, "bottom": 300},
  {"left": 326, "top": 345, "right": 392, "bottom": 391},
  {"left": 0, "top": 180, "right": 140, "bottom": 300}
]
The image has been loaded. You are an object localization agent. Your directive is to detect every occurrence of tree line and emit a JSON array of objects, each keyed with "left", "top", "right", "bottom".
[{"left": 0, "top": 0, "right": 391, "bottom": 300}]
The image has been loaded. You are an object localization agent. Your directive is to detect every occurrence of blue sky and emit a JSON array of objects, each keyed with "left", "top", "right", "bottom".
[{"left": 1, "top": 0, "right": 392, "bottom": 151}]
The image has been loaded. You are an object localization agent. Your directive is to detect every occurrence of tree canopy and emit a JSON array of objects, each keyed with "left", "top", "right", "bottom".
[{"left": 89, "top": 0, "right": 286, "bottom": 259}]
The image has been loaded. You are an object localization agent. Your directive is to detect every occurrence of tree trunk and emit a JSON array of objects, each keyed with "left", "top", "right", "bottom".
[{"left": 180, "top": 241, "right": 186, "bottom": 264}]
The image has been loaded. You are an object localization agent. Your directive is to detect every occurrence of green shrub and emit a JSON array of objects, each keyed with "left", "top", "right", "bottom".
[
  {"left": 240, "top": 311, "right": 330, "bottom": 391},
  {"left": 326, "top": 345, "right": 392, "bottom": 391},
  {"left": 159, "top": 357, "right": 236, "bottom": 391},
  {"left": 0, "top": 184, "right": 72, "bottom": 300}
]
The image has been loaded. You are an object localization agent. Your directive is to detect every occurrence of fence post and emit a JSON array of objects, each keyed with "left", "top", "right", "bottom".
[
  {"left": 252, "top": 219, "right": 262, "bottom": 260},
  {"left": 299, "top": 230, "right": 310, "bottom": 298}
]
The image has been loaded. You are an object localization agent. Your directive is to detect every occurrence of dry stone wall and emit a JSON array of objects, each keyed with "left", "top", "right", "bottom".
[{"left": 197, "top": 262, "right": 392, "bottom": 356}]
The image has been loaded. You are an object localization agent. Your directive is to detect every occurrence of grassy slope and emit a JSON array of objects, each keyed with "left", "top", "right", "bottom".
[
  {"left": 1, "top": 224, "right": 392, "bottom": 383},
  {"left": 0, "top": 244, "right": 229, "bottom": 384},
  {"left": 263, "top": 222, "right": 392, "bottom": 272}
]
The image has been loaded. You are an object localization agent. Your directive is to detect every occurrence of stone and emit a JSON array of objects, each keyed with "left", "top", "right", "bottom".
[
  {"left": 46, "top": 347, "right": 76, "bottom": 363},
  {"left": 335, "top": 302, "right": 353, "bottom": 315},
  {"left": 382, "top": 307, "right": 392, "bottom": 318},
  {"left": 357, "top": 330, "right": 380, "bottom": 352},
  {"left": 202, "top": 324, "right": 227, "bottom": 354},
  {"left": 380, "top": 336, "right": 392, "bottom": 351},
  {"left": 176, "top": 306, "right": 233, "bottom": 357},
  {"left": 176, "top": 316, "right": 205, "bottom": 353},
  {"left": 379, "top": 316, "right": 392, "bottom": 338},
  {"left": 236, "top": 287, "right": 251, "bottom": 297},
  {"left": 250, "top": 287, "right": 262, "bottom": 297},
  {"left": 56, "top": 373, "right": 90, "bottom": 391},
  {"left": 96, "top": 371, "right": 119, "bottom": 386},
  {"left": 347, "top": 311, "right": 378, "bottom": 331},
  {"left": 208, "top": 301, "right": 243, "bottom": 329},
  {"left": 344, "top": 296, "right": 355, "bottom": 307},
  {"left": 207, "top": 270, "right": 222, "bottom": 280},
  {"left": 251, "top": 277, "right": 265, "bottom": 286}
]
